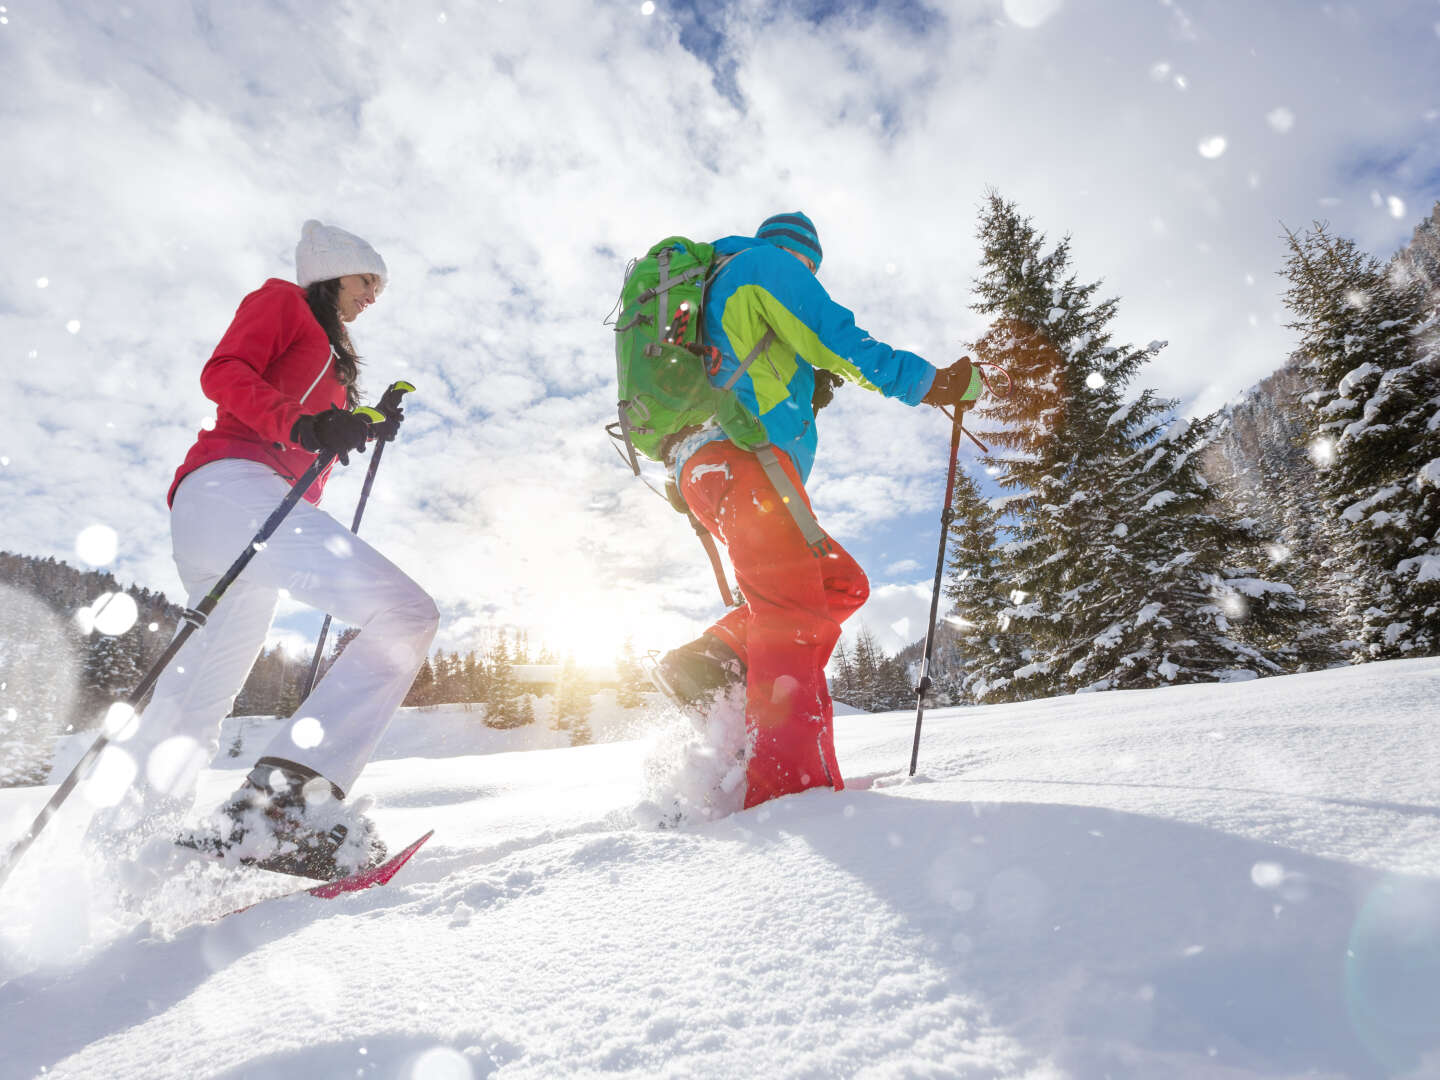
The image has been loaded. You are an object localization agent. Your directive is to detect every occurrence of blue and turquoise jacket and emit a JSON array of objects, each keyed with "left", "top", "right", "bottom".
[{"left": 681, "top": 235, "right": 937, "bottom": 484}]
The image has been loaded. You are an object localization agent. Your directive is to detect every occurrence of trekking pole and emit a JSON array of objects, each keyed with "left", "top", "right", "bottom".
[
  {"left": 0, "top": 410, "right": 378, "bottom": 892},
  {"left": 908, "top": 405, "right": 967, "bottom": 777},
  {"left": 298, "top": 380, "right": 416, "bottom": 699},
  {"left": 907, "top": 358, "right": 1008, "bottom": 776}
]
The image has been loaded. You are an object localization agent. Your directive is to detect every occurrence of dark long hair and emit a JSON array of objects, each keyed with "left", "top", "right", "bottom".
[{"left": 304, "top": 279, "right": 361, "bottom": 406}]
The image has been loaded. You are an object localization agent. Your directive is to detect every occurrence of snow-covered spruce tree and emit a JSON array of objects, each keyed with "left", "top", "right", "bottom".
[
  {"left": 827, "top": 640, "right": 857, "bottom": 707},
  {"left": 462, "top": 651, "right": 485, "bottom": 702},
  {"left": 614, "top": 638, "right": 647, "bottom": 709},
  {"left": 554, "top": 657, "right": 594, "bottom": 744},
  {"left": 1396, "top": 200, "right": 1440, "bottom": 298},
  {"left": 1281, "top": 221, "right": 1440, "bottom": 658},
  {"left": 1201, "top": 362, "right": 1350, "bottom": 668},
  {"left": 404, "top": 655, "right": 436, "bottom": 707},
  {"left": 80, "top": 631, "right": 142, "bottom": 721},
  {"left": 871, "top": 654, "right": 914, "bottom": 711},
  {"left": 966, "top": 193, "right": 1305, "bottom": 694},
  {"left": 849, "top": 627, "right": 885, "bottom": 712},
  {"left": 484, "top": 635, "right": 525, "bottom": 728},
  {"left": 943, "top": 466, "right": 1031, "bottom": 701}
]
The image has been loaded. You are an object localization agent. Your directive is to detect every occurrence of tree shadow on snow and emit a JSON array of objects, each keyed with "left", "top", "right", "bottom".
[{"left": 763, "top": 792, "right": 1440, "bottom": 1080}]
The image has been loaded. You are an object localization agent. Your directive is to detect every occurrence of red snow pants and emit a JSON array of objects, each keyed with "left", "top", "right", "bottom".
[{"left": 680, "top": 441, "right": 870, "bottom": 809}]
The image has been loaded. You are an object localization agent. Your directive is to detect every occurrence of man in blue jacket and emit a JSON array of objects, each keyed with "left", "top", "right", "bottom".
[{"left": 658, "top": 211, "right": 981, "bottom": 809}]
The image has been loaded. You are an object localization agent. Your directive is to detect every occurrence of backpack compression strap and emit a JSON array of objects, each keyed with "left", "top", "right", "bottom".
[{"left": 754, "top": 446, "right": 833, "bottom": 558}]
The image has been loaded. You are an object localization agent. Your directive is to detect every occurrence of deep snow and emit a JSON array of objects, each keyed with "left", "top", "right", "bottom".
[{"left": 2, "top": 658, "right": 1439, "bottom": 1080}]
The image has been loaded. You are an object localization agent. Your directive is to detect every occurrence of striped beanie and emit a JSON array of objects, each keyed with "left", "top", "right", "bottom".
[{"left": 756, "top": 211, "right": 822, "bottom": 270}]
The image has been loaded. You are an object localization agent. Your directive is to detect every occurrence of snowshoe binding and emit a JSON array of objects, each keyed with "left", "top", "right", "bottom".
[{"left": 177, "top": 758, "right": 387, "bottom": 881}]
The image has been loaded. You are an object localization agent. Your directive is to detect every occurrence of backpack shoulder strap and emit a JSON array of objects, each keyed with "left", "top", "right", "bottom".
[
  {"left": 701, "top": 249, "right": 779, "bottom": 392},
  {"left": 722, "top": 328, "right": 777, "bottom": 391}
]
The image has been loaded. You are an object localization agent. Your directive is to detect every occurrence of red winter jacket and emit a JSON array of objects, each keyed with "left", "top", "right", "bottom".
[{"left": 168, "top": 279, "right": 347, "bottom": 507}]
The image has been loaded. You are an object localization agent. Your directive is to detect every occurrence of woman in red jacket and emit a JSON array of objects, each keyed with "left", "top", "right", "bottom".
[{"left": 90, "top": 221, "right": 439, "bottom": 880}]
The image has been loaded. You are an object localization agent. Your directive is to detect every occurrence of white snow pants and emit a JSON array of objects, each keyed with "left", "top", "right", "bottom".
[{"left": 122, "top": 458, "right": 439, "bottom": 804}]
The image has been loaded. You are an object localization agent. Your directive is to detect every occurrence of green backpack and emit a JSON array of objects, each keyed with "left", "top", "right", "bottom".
[{"left": 609, "top": 236, "right": 769, "bottom": 473}]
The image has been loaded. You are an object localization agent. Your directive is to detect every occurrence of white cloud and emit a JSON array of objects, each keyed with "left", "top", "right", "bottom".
[
  {"left": 842, "top": 581, "right": 934, "bottom": 657},
  {"left": 2, "top": 0, "right": 1437, "bottom": 666}
]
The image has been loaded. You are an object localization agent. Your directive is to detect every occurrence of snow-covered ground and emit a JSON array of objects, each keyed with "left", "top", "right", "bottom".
[{"left": 2, "top": 658, "right": 1439, "bottom": 1080}]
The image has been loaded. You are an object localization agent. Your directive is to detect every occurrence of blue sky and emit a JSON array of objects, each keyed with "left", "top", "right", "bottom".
[{"left": 1, "top": 0, "right": 1437, "bottom": 665}]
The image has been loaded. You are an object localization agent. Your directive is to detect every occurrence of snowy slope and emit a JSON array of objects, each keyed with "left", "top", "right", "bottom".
[{"left": 2, "top": 659, "right": 1439, "bottom": 1080}]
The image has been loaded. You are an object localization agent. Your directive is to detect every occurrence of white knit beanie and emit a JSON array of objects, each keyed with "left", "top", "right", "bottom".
[{"left": 294, "top": 219, "right": 388, "bottom": 292}]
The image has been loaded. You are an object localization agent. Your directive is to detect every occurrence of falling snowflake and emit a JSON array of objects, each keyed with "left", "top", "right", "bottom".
[
  {"left": 1266, "top": 107, "right": 1295, "bottom": 133},
  {"left": 75, "top": 523, "right": 118, "bottom": 565},
  {"left": 409, "top": 1046, "right": 474, "bottom": 1080},
  {"left": 81, "top": 745, "right": 138, "bottom": 808},
  {"left": 1197, "top": 135, "right": 1227, "bottom": 159},
  {"left": 78, "top": 591, "right": 139, "bottom": 636},
  {"left": 289, "top": 715, "right": 326, "bottom": 750},
  {"left": 1002, "top": 0, "right": 1063, "bottom": 28},
  {"left": 1251, "top": 861, "right": 1285, "bottom": 888},
  {"left": 102, "top": 702, "right": 139, "bottom": 740}
]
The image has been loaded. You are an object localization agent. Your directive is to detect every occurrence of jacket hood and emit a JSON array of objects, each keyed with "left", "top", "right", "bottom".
[{"left": 713, "top": 235, "right": 768, "bottom": 256}]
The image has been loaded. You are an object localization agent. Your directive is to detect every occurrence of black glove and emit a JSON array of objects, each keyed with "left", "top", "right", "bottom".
[
  {"left": 922, "top": 356, "right": 979, "bottom": 410},
  {"left": 368, "top": 403, "right": 404, "bottom": 443},
  {"left": 290, "top": 406, "right": 370, "bottom": 466}
]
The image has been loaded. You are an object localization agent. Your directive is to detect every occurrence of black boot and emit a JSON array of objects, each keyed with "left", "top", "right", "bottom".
[
  {"left": 180, "top": 758, "right": 386, "bottom": 881},
  {"left": 652, "top": 634, "right": 746, "bottom": 722}
]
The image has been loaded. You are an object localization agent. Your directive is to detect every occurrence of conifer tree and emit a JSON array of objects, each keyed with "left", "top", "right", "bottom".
[
  {"left": 485, "top": 634, "right": 524, "bottom": 728},
  {"left": 850, "top": 627, "right": 883, "bottom": 711},
  {"left": 874, "top": 655, "right": 914, "bottom": 710},
  {"left": 1202, "top": 363, "right": 1349, "bottom": 667},
  {"left": 828, "top": 640, "right": 857, "bottom": 706},
  {"left": 404, "top": 656, "right": 436, "bottom": 707},
  {"left": 614, "top": 638, "right": 648, "bottom": 709},
  {"left": 436, "top": 650, "right": 464, "bottom": 703},
  {"left": 461, "top": 651, "right": 483, "bottom": 703},
  {"left": 554, "top": 657, "right": 593, "bottom": 745},
  {"left": 967, "top": 193, "right": 1304, "bottom": 694},
  {"left": 81, "top": 631, "right": 142, "bottom": 721},
  {"left": 944, "top": 467, "right": 1030, "bottom": 701},
  {"left": 1281, "top": 221, "right": 1440, "bottom": 658}
]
